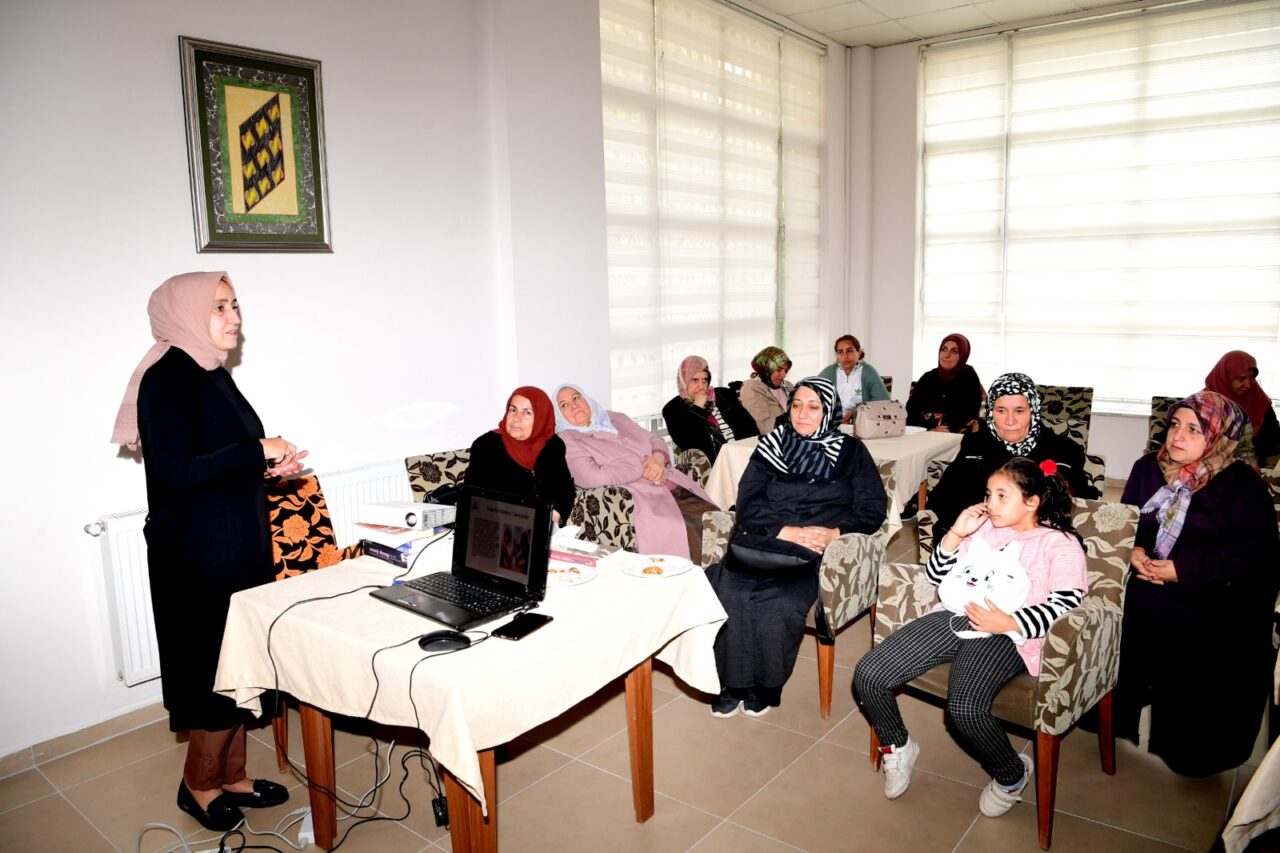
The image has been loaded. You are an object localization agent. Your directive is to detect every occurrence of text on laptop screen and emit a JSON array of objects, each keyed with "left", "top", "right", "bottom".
[{"left": 463, "top": 494, "right": 537, "bottom": 586}]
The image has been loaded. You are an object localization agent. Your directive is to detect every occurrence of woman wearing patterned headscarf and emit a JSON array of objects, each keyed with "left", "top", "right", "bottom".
[
  {"left": 554, "top": 384, "right": 718, "bottom": 561},
  {"left": 661, "top": 356, "right": 759, "bottom": 463},
  {"left": 1204, "top": 350, "right": 1279, "bottom": 468},
  {"left": 905, "top": 333, "right": 986, "bottom": 433},
  {"left": 705, "top": 378, "right": 886, "bottom": 718},
  {"left": 740, "top": 346, "right": 795, "bottom": 434},
  {"left": 1115, "top": 391, "right": 1278, "bottom": 776},
  {"left": 465, "top": 386, "right": 576, "bottom": 524},
  {"left": 929, "top": 372, "right": 1096, "bottom": 536}
]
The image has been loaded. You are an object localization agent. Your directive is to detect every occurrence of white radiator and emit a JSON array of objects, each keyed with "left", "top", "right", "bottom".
[
  {"left": 87, "top": 509, "right": 159, "bottom": 686},
  {"left": 88, "top": 459, "right": 412, "bottom": 687},
  {"left": 318, "top": 460, "right": 413, "bottom": 548}
]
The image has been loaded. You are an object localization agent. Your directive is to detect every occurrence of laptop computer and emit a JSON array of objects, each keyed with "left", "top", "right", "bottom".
[{"left": 369, "top": 485, "right": 553, "bottom": 631}]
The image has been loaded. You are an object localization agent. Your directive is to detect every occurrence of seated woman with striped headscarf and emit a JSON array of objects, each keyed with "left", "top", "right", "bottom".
[{"left": 705, "top": 378, "right": 886, "bottom": 718}]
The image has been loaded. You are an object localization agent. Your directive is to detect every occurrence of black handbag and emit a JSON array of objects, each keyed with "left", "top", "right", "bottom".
[{"left": 725, "top": 529, "right": 821, "bottom": 577}]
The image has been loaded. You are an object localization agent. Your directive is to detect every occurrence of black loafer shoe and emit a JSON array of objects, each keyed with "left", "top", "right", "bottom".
[
  {"left": 219, "top": 778, "right": 290, "bottom": 809},
  {"left": 177, "top": 782, "right": 244, "bottom": 832}
]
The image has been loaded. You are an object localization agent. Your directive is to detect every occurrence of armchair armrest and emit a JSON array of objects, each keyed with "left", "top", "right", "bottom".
[
  {"left": 818, "top": 532, "right": 885, "bottom": 635},
  {"left": 701, "top": 510, "right": 735, "bottom": 568},
  {"left": 674, "top": 448, "right": 713, "bottom": 487},
  {"left": 873, "top": 562, "right": 938, "bottom": 644},
  {"left": 570, "top": 485, "right": 636, "bottom": 551},
  {"left": 1035, "top": 600, "right": 1123, "bottom": 735}
]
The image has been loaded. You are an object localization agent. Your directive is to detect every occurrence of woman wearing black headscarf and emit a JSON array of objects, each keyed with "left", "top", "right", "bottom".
[
  {"left": 905, "top": 333, "right": 986, "bottom": 433},
  {"left": 706, "top": 378, "right": 886, "bottom": 717},
  {"left": 928, "top": 373, "right": 1097, "bottom": 537}
]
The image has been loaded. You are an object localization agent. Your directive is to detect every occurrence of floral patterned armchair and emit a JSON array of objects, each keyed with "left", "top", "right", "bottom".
[
  {"left": 700, "top": 459, "right": 899, "bottom": 719},
  {"left": 1036, "top": 385, "right": 1093, "bottom": 442},
  {"left": 673, "top": 447, "right": 712, "bottom": 488},
  {"left": 264, "top": 474, "right": 363, "bottom": 770},
  {"left": 265, "top": 475, "right": 363, "bottom": 581},
  {"left": 874, "top": 498, "right": 1137, "bottom": 850},
  {"left": 404, "top": 450, "right": 638, "bottom": 551},
  {"left": 1146, "top": 395, "right": 1180, "bottom": 455}
]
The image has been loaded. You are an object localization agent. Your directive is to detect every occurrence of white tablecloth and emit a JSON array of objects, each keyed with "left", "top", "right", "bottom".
[
  {"left": 703, "top": 430, "right": 964, "bottom": 519},
  {"left": 214, "top": 549, "right": 727, "bottom": 808}
]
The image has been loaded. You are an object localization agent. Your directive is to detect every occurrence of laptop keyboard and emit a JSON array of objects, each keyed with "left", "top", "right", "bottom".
[{"left": 405, "top": 573, "right": 522, "bottom": 613}]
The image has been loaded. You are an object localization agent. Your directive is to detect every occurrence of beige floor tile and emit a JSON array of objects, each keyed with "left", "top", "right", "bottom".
[
  {"left": 31, "top": 702, "right": 168, "bottom": 765},
  {"left": 745, "top": 655, "right": 860, "bottom": 739},
  {"left": 496, "top": 760, "right": 719, "bottom": 853},
  {"left": 654, "top": 660, "right": 706, "bottom": 701},
  {"left": 57, "top": 731, "right": 297, "bottom": 853},
  {"left": 582, "top": 696, "right": 816, "bottom": 817},
  {"left": 0, "top": 793, "right": 114, "bottom": 851},
  {"left": 304, "top": 813, "right": 439, "bottom": 852},
  {"left": 496, "top": 738, "right": 574, "bottom": 803},
  {"left": 1051, "top": 733, "right": 1236, "bottom": 849},
  {"left": 0, "top": 769, "right": 54, "bottom": 813},
  {"left": 522, "top": 677, "right": 677, "bottom": 758},
  {"left": 0, "top": 749, "right": 32, "bottom": 780},
  {"left": 794, "top": 618, "right": 874, "bottom": 673},
  {"left": 39, "top": 719, "right": 182, "bottom": 789},
  {"left": 732, "top": 740, "right": 983, "bottom": 852},
  {"left": 957, "top": 800, "right": 1185, "bottom": 852},
  {"left": 689, "top": 820, "right": 804, "bottom": 851}
]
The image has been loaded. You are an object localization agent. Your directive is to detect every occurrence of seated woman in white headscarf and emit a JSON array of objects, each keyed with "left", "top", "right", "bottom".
[
  {"left": 705, "top": 378, "right": 886, "bottom": 718},
  {"left": 554, "top": 385, "right": 719, "bottom": 562}
]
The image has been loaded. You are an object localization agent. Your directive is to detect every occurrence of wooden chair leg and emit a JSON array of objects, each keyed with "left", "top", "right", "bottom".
[
  {"left": 1035, "top": 731, "right": 1061, "bottom": 850},
  {"left": 869, "top": 727, "right": 883, "bottom": 770},
  {"left": 817, "top": 638, "right": 835, "bottom": 720},
  {"left": 1098, "top": 690, "right": 1116, "bottom": 775},
  {"left": 272, "top": 700, "right": 290, "bottom": 773}
]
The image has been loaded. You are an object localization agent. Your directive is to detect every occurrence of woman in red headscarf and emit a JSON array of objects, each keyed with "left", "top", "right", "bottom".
[
  {"left": 1204, "top": 350, "right": 1278, "bottom": 468},
  {"left": 465, "top": 387, "right": 576, "bottom": 523},
  {"left": 905, "top": 333, "right": 986, "bottom": 433}
]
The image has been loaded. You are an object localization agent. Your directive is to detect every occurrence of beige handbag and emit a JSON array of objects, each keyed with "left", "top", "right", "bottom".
[{"left": 854, "top": 401, "right": 907, "bottom": 439}]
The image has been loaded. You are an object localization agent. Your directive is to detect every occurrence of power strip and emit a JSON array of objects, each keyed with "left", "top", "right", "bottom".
[{"left": 298, "top": 807, "right": 315, "bottom": 847}]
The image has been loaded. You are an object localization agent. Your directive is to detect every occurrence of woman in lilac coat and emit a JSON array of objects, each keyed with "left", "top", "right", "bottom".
[{"left": 554, "top": 384, "right": 719, "bottom": 561}]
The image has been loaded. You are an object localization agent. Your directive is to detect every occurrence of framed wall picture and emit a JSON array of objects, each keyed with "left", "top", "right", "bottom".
[{"left": 179, "top": 36, "right": 332, "bottom": 252}]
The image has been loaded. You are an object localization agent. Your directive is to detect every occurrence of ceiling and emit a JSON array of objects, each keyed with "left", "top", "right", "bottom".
[{"left": 749, "top": 0, "right": 1143, "bottom": 46}]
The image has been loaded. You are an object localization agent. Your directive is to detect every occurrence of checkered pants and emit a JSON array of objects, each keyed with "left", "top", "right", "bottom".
[{"left": 853, "top": 610, "right": 1028, "bottom": 787}]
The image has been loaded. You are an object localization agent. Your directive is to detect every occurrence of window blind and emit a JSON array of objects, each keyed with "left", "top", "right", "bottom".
[
  {"left": 600, "top": 0, "right": 825, "bottom": 417},
  {"left": 921, "top": 1, "right": 1280, "bottom": 413}
]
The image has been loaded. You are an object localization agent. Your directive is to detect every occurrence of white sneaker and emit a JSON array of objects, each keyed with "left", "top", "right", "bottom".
[
  {"left": 979, "top": 754, "right": 1033, "bottom": 817},
  {"left": 879, "top": 737, "right": 920, "bottom": 799}
]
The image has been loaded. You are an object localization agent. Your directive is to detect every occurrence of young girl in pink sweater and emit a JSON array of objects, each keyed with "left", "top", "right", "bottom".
[{"left": 854, "top": 457, "right": 1088, "bottom": 818}]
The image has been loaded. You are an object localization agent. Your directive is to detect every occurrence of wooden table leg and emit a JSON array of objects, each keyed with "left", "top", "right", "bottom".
[
  {"left": 624, "top": 657, "right": 655, "bottom": 822},
  {"left": 441, "top": 750, "right": 496, "bottom": 853},
  {"left": 299, "top": 702, "right": 336, "bottom": 850},
  {"left": 917, "top": 481, "right": 928, "bottom": 511}
]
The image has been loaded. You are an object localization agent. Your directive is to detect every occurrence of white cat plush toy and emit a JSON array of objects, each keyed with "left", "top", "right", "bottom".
[{"left": 937, "top": 538, "right": 1030, "bottom": 641}]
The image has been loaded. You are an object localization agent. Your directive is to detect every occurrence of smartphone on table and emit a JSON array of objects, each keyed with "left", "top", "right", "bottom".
[{"left": 492, "top": 612, "right": 553, "bottom": 641}]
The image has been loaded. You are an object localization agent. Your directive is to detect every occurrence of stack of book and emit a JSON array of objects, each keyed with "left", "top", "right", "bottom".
[
  {"left": 548, "top": 539, "right": 620, "bottom": 569},
  {"left": 357, "top": 519, "right": 450, "bottom": 568}
]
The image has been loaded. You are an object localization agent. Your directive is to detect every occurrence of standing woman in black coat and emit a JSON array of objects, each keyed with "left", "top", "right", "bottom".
[
  {"left": 662, "top": 355, "right": 759, "bottom": 463},
  {"left": 112, "top": 272, "right": 297, "bottom": 832},
  {"left": 706, "top": 378, "right": 886, "bottom": 718}
]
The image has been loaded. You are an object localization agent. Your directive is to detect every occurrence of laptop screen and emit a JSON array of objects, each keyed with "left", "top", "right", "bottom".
[{"left": 453, "top": 487, "right": 552, "bottom": 594}]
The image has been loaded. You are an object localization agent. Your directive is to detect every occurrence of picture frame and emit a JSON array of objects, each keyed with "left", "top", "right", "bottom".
[{"left": 179, "top": 36, "right": 332, "bottom": 252}]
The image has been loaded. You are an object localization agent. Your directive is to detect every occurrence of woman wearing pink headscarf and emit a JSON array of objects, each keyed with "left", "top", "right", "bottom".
[
  {"left": 662, "top": 356, "right": 759, "bottom": 462},
  {"left": 1204, "top": 350, "right": 1278, "bottom": 468},
  {"left": 113, "top": 272, "right": 299, "bottom": 832}
]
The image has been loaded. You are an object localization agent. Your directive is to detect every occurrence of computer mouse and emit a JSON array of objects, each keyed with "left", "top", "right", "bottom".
[{"left": 418, "top": 629, "right": 472, "bottom": 651}]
